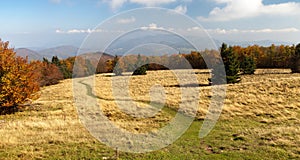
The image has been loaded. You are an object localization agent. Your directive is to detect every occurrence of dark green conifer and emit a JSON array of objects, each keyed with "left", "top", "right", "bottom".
[{"left": 291, "top": 43, "right": 300, "bottom": 73}]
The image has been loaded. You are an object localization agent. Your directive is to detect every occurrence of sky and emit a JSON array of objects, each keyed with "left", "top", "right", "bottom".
[{"left": 1, "top": 0, "right": 300, "bottom": 49}]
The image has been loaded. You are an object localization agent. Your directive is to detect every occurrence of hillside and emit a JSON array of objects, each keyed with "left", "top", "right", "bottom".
[
  {"left": 15, "top": 48, "right": 43, "bottom": 61},
  {"left": 0, "top": 69, "right": 299, "bottom": 159},
  {"left": 15, "top": 46, "right": 79, "bottom": 60},
  {"left": 39, "top": 45, "right": 79, "bottom": 59}
]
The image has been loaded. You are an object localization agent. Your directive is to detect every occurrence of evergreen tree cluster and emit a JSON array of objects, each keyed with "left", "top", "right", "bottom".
[
  {"left": 220, "top": 43, "right": 241, "bottom": 84},
  {"left": 291, "top": 43, "right": 300, "bottom": 73},
  {"left": 51, "top": 56, "right": 73, "bottom": 79},
  {"left": 210, "top": 43, "right": 257, "bottom": 84}
]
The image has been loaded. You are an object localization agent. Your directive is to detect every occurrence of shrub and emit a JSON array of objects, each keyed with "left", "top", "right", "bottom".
[
  {"left": 0, "top": 40, "right": 39, "bottom": 108},
  {"left": 132, "top": 65, "right": 147, "bottom": 75},
  {"left": 132, "top": 54, "right": 148, "bottom": 76}
]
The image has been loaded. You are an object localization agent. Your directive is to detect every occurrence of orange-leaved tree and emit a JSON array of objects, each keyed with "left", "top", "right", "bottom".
[
  {"left": 0, "top": 40, "right": 40, "bottom": 109},
  {"left": 30, "top": 60, "right": 64, "bottom": 87}
]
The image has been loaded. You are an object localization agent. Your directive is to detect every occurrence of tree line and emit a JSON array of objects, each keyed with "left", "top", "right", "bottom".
[{"left": 1, "top": 38, "right": 300, "bottom": 113}]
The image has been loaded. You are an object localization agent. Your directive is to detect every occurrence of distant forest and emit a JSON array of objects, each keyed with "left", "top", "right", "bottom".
[
  {"left": 30, "top": 43, "right": 300, "bottom": 81},
  {"left": 75, "top": 43, "right": 300, "bottom": 76}
]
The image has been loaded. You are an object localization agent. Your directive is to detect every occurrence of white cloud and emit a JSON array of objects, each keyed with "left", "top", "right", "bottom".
[
  {"left": 56, "top": 29, "right": 105, "bottom": 34},
  {"left": 250, "top": 28, "right": 299, "bottom": 33},
  {"left": 262, "top": 2, "right": 300, "bottom": 15},
  {"left": 116, "top": 16, "right": 136, "bottom": 24},
  {"left": 187, "top": 26, "right": 201, "bottom": 31},
  {"left": 103, "top": 0, "right": 127, "bottom": 10},
  {"left": 174, "top": 5, "right": 187, "bottom": 14},
  {"left": 204, "top": 27, "right": 300, "bottom": 34},
  {"left": 55, "top": 29, "right": 64, "bottom": 33},
  {"left": 186, "top": 27, "right": 299, "bottom": 35},
  {"left": 129, "top": 0, "right": 176, "bottom": 6},
  {"left": 199, "top": 0, "right": 300, "bottom": 21},
  {"left": 140, "top": 23, "right": 165, "bottom": 30},
  {"left": 103, "top": 0, "right": 177, "bottom": 10}
]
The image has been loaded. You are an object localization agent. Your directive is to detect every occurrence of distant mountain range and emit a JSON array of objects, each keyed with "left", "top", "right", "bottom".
[
  {"left": 16, "top": 45, "right": 79, "bottom": 61},
  {"left": 39, "top": 45, "right": 79, "bottom": 59},
  {"left": 215, "top": 39, "right": 293, "bottom": 48},
  {"left": 15, "top": 48, "right": 42, "bottom": 61},
  {"left": 15, "top": 39, "right": 294, "bottom": 61}
]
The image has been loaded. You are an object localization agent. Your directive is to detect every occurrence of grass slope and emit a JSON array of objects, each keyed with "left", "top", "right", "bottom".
[{"left": 0, "top": 69, "right": 299, "bottom": 159}]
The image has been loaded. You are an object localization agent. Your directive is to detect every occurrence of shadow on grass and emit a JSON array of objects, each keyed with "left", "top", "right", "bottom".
[
  {"left": 164, "top": 83, "right": 210, "bottom": 88},
  {"left": 0, "top": 106, "right": 19, "bottom": 115}
]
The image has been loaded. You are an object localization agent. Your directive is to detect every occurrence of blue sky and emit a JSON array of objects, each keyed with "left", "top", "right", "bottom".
[{"left": 1, "top": 0, "right": 300, "bottom": 48}]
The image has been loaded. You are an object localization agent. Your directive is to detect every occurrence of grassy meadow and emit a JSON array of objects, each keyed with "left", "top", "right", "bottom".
[{"left": 0, "top": 69, "right": 299, "bottom": 159}]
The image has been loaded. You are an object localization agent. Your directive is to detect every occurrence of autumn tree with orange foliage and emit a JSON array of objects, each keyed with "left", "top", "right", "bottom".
[
  {"left": 31, "top": 60, "right": 64, "bottom": 87},
  {"left": 0, "top": 40, "right": 39, "bottom": 110}
]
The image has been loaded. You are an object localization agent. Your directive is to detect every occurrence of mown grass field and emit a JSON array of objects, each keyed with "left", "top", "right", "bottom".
[{"left": 0, "top": 69, "right": 299, "bottom": 159}]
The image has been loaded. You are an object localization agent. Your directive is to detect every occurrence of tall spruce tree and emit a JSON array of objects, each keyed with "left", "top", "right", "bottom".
[
  {"left": 291, "top": 43, "right": 300, "bottom": 73},
  {"left": 241, "top": 55, "right": 256, "bottom": 75},
  {"left": 51, "top": 56, "right": 60, "bottom": 66},
  {"left": 221, "top": 43, "right": 241, "bottom": 84}
]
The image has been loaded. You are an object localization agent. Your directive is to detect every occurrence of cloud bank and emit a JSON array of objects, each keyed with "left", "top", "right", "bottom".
[
  {"left": 198, "top": 0, "right": 300, "bottom": 21},
  {"left": 104, "top": 0, "right": 182, "bottom": 10}
]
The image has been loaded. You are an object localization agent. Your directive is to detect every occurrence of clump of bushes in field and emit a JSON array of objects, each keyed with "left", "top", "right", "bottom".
[
  {"left": 104, "top": 54, "right": 149, "bottom": 76},
  {"left": 132, "top": 54, "right": 148, "bottom": 76}
]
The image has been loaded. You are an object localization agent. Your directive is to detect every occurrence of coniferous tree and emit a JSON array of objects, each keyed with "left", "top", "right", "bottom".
[
  {"left": 51, "top": 56, "right": 60, "bottom": 66},
  {"left": 241, "top": 55, "right": 256, "bottom": 75},
  {"left": 51, "top": 56, "right": 73, "bottom": 79},
  {"left": 213, "top": 43, "right": 241, "bottom": 84},
  {"left": 59, "top": 62, "right": 72, "bottom": 79},
  {"left": 43, "top": 57, "right": 50, "bottom": 64},
  {"left": 225, "top": 46, "right": 241, "bottom": 83},
  {"left": 291, "top": 43, "right": 300, "bottom": 73}
]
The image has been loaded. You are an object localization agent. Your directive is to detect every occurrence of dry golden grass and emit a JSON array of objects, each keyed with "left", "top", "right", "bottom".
[
  {"left": 93, "top": 69, "right": 300, "bottom": 121},
  {"left": 0, "top": 69, "right": 299, "bottom": 159}
]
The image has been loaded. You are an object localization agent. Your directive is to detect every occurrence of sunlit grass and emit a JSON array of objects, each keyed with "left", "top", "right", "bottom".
[{"left": 0, "top": 69, "right": 299, "bottom": 159}]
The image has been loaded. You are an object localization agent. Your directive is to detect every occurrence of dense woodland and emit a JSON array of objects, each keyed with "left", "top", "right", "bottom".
[{"left": 0, "top": 38, "right": 300, "bottom": 112}]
